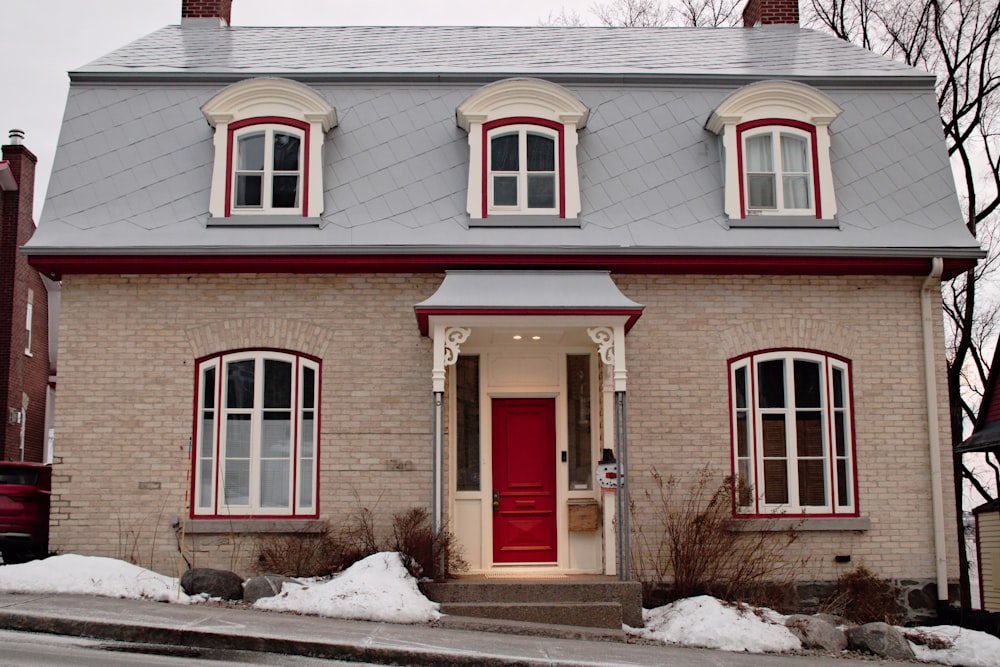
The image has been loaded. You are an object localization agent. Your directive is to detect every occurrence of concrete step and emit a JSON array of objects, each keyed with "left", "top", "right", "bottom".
[{"left": 420, "top": 579, "right": 643, "bottom": 628}]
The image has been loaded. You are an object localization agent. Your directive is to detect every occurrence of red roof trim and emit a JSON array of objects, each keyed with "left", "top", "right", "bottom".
[
  {"left": 28, "top": 253, "right": 975, "bottom": 281},
  {"left": 413, "top": 307, "right": 644, "bottom": 336}
]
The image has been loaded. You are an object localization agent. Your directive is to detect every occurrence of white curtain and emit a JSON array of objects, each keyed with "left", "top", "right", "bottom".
[
  {"left": 745, "top": 134, "right": 775, "bottom": 208},
  {"left": 781, "top": 134, "right": 811, "bottom": 209}
]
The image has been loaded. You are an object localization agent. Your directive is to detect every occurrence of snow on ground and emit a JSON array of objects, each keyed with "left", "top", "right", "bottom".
[
  {"left": 253, "top": 552, "right": 440, "bottom": 623},
  {"left": 904, "top": 625, "right": 1000, "bottom": 667},
  {"left": 1, "top": 553, "right": 999, "bottom": 666},
  {"left": 630, "top": 595, "right": 801, "bottom": 653},
  {"left": 0, "top": 554, "right": 189, "bottom": 603}
]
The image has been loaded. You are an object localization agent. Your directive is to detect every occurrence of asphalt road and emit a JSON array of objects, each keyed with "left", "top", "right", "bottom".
[{"left": 0, "top": 629, "right": 376, "bottom": 667}]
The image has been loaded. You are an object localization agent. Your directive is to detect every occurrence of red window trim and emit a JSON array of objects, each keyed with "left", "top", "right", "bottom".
[
  {"left": 481, "top": 117, "right": 566, "bottom": 219},
  {"left": 190, "top": 348, "right": 322, "bottom": 520},
  {"left": 736, "top": 119, "right": 822, "bottom": 219},
  {"left": 727, "top": 348, "right": 859, "bottom": 518},
  {"left": 225, "top": 116, "right": 311, "bottom": 218}
]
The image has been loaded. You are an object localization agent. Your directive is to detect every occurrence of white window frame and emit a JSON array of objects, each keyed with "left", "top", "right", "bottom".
[
  {"left": 457, "top": 78, "right": 589, "bottom": 222},
  {"left": 24, "top": 289, "right": 33, "bottom": 356},
  {"left": 202, "top": 78, "right": 337, "bottom": 222},
  {"left": 741, "top": 125, "right": 815, "bottom": 216},
  {"left": 193, "top": 350, "right": 319, "bottom": 518},
  {"left": 730, "top": 350, "right": 856, "bottom": 516},
  {"left": 231, "top": 123, "right": 306, "bottom": 215},
  {"left": 486, "top": 124, "right": 560, "bottom": 215},
  {"left": 706, "top": 81, "right": 841, "bottom": 221}
]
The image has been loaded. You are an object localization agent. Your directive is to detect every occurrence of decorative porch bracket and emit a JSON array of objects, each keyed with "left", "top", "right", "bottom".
[
  {"left": 431, "top": 326, "right": 471, "bottom": 573},
  {"left": 587, "top": 325, "right": 630, "bottom": 581}
]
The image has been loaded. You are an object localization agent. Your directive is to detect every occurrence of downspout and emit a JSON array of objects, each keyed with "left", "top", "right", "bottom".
[{"left": 921, "top": 257, "right": 949, "bottom": 604}]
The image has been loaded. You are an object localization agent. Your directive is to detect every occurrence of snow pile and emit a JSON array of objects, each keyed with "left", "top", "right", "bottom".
[
  {"left": 905, "top": 625, "right": 1000, "bottom": 667},
  {"left": 254, "top": 552, "right": 440, "bottom": 623},
  {"left": 0, "top": 554, "right": 189, "bottom": 603},
  {"left": 632, "top": 595, "right": 801, "bottom": 653}
]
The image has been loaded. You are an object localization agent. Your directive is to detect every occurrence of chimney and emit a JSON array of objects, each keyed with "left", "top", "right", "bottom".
[
  {"left": 743, "top": 0, "right": 799, "bottom": 27},
  {"left": 181, "top": 0, "right": 232, "bottom": 27}
]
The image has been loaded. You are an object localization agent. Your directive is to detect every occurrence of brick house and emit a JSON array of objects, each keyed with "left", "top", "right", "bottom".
[
  {"left": 23, "top": 0, "right": 982, "bottom": 615},
  {"left": 1, "top": 130, "right": 55, "bottom": 464}
]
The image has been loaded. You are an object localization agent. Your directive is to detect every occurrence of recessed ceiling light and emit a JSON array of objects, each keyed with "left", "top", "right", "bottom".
[
  {"left": 512, "top": 335, "right": 523, "bottom": 340},
  {"left": 531, "top": 336, "right": 541, "bottom": 340}
]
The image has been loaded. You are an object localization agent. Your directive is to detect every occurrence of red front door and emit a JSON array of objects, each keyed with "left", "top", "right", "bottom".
[{"left": 492, "top": 398, "right": 557, "bottom": 564}]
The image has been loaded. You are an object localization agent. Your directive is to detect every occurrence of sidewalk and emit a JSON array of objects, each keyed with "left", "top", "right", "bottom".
[{"left": 0, "top": 592, "right": 900, "bottom": 667}]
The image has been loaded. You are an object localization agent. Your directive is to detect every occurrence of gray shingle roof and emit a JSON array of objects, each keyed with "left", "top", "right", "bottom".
[
  {"left": 79, "top": 25, "right": 923, "bottom": 80},
  {"left": 26, "top": 23, "right": 979, "bottom": 262}
]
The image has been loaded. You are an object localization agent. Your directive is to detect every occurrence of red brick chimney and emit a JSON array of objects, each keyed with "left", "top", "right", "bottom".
[
  {"left": 743, "top": 0, "right": 799, "bottom": 27},
  {"left": 181, "top": 0, "right": 232, "bottom": 26}
]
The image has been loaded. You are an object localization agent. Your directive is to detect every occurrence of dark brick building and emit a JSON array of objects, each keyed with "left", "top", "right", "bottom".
[{"left": 1, "top": 130, "right": 54, "bottom": 462}]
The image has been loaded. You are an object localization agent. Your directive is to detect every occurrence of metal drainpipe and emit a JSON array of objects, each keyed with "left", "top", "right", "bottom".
[
  {"left": 431, "top": 391, "right": 444, "bottom": 574},
  {"left": 921, "top": 257, "right": 949, "bottom": 602}
]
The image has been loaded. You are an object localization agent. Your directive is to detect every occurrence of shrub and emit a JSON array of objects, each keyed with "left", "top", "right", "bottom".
[
  {"left": 823, "top": 566, "right": 903, "bottom": 624},
  {"left": 253, "top": 521, "right": 364, "bottom": 577},
  {"left": 632, "top": 467, "right": 804, "bottom": 609},
  {"left": 389, "top": 507, "right": 468, "bottom": 580}
]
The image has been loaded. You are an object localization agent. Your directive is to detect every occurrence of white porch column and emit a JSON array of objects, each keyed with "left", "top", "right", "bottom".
[
  {"left": 430, "top": 325, "right": 471, "bottom": 552},
  {"left": 588, "top": 325, "right": 630, "bottom": 580}
]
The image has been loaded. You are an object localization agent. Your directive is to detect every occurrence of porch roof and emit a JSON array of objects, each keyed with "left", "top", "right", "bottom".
[{"left": 414, "top": 270, "right": 643, "bottom": 336}]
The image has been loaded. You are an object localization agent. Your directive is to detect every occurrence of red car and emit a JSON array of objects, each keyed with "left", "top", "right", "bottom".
[{"left": 0, "top": 463, "right": 51, "bottom": 563}]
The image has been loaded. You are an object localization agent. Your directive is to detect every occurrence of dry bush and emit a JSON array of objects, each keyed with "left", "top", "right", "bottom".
[
  {"left": 823, "top": 566, "right": 903, "bottom": 624},
  {"left": 253, "top": 521, "right": 364, "bottom": 577},
  {"left": 389, "top": 507, "right": 468, "bottom": 580},
  {"left": 633, "top": 467, "right": 804, "bottom": 608}
]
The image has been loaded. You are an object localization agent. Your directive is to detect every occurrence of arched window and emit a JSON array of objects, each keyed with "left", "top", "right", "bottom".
[{"left": 193, "top": 350, "right": 320, "bottom": 518}]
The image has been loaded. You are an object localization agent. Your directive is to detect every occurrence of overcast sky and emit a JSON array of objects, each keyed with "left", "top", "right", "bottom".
[{"left": 0, "top": 0, "right": 588, "bottom": 218}]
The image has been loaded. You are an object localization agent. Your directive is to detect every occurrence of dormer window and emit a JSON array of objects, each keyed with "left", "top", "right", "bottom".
[
  {"left": 707, "top": 81, "right": 841, "bottom": 223},
  {"left": 202, "top": 78, "right": 336, "bottom": 223},
  {"left": 231, "top": 122, "right": 305, "bottom": 212},
  {"left": 457, "top": 79, "right": 589, "bottom": 225}
]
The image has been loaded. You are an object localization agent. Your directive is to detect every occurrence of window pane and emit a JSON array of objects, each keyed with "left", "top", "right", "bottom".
[
  {"left": 783, "top": 175, "right": 811, "bottom": 208},
  {"left": 238, "top": 133, "right": 265, "bottom": 170},
  {"left": 527, "top": 174, "right": 555, "bottom": 208},
  {"left": 761, "top": 414, "right": 786, "bottom": 457},
  {"left": 259, "top": 460, "right": 289, "bottom": 508},
  {"left": 757, "top": 359, "right": 785, "bottom": 408},
  {"left": 225, "top": 414, "right": 251, "bottom": 458},
  {"left": 299, "top": 459, "right": 313, "bottom": 507},
  {"left": 264, "top": 360, "right": 292, "bottom": 409},
  {"left": 203, "top": 368, "right": 216, "bottom": 409},
  {"left": 527, "top": 133, "right": 555, "bottom": 171},
  {"left": 200, "top": 413, "right": 215, "bottom": 457},
  {"left": 198, "top": 460, "right": 213, "bottom": 508},
  {"left": 273, "top": 133, "right": 300, "bottom": 171},
  {"left": 746, "top": 134, "right": 773, "bottom": 171},
  {"left": 567, "top": 355, "right": 592, "bottom": 490},
  {"left": 301, "top": 413, "right": 314, "bottom": 458},
  {"left": 796, "top": 411, "right": 823, "bottom": 457},
  {"left": 736, "top": 413, "right": 749, "bottom": 457},
  {"left": 798, "top": 459, "right": 826, "bottom": 506},
  {"left": 456, "top": 355, "right": 480, "bottom": 491},
  {"left": 832, "top": 368, "right": 845, "bottom": 408},
  {"left": 236, "top": 174, "right": 262, "bottom": 207},
  {"left": 780, "top": 134, "right": 808, "bottom": 172},
  {"left": 227, "top": 359, "right": 256, "bottom": 408},
  {"left": 493, "top": 176, "right": 517, "bottom": 206},
  {"left": 834, "top": 412, "right": 846, "bottom": 456},
  {"left": 837, "top": 459, "right": 849, "bottom": 507},
  {"left": 271, "top": 175, "right": 299, "bottom": 208},
  {"left": 735, "top": 366, "right": 747, "bottom": 409},
  {"left": 737, "top": 459, "right": 752, "bottom": 506},
  {"left": 224, "top": 460, "right": 250, "bottom": 505},
  {"left": 303, "top": 367, "right": 316, "bottom": 410},
  {"left": 793, "top": 360, "right": 821, "bottom": 408},
  {"left": 763, "top": 460, "right": 788, "bottom": 504},
  {"left": 491, "top": 134, "right": 519, "bottom": 171},
  {"left": 748, "top": 174, "right": 776, "bottom": 208},
  {"left": 262, "top": 412, "right": 291, "bottom": 457}
]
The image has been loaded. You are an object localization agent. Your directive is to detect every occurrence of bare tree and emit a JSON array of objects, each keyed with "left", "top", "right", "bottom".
[
  {"left": 673, "top": 0, "right": 744, "bottom": 26},
  {"left": 592, "top": 0, "right": 674, "bottom": 26},
  {"left": 539, "top": 7, "right": 586, "bottom": 26},
  {"left": 806, "top": 0, "right": 1000, "bottom": 613}
]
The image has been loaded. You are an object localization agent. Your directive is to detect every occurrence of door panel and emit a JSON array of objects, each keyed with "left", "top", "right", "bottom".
[{"left": 492, "top": 398, "right": 557, "bottom": 563}]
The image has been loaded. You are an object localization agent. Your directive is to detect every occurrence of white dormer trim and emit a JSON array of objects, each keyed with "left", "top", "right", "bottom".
[
  {"left": 707, "top": 81, "right": 842, "bottom": 221},
  {"left": 201, "top": 78, "right": 337, "bottom": 220},
  {"left": 457, "top": 78, "right": 589, "bottom": 221}
]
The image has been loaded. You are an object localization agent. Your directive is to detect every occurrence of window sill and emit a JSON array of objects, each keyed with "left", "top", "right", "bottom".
[
  {"left": 727, "top": 516, "right": 870, "bottom": 532},
  {"left": 185, "top": 519, "right": 324, "bottom": 534},
  {"left": 728, "top": 215, "right": 838, "bottom": 229},
  {"left": 470, "top": 214, "right": 580, "bottom": 228},
  {"left": 207, "top": 215, "right": 320, "bottom": 228}
]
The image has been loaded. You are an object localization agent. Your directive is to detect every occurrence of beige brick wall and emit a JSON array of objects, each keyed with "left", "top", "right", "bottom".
[{"left": 50, "top": 272, "right": 957, "bottom": 585}]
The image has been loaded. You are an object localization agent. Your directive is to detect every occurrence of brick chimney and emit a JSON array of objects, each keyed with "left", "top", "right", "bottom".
[
  {"left": 743, "top": 0, "right": 799, "bottom": 27},
  {"left": 181, "top": 0, "right": 232, "bottom": 26}
]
